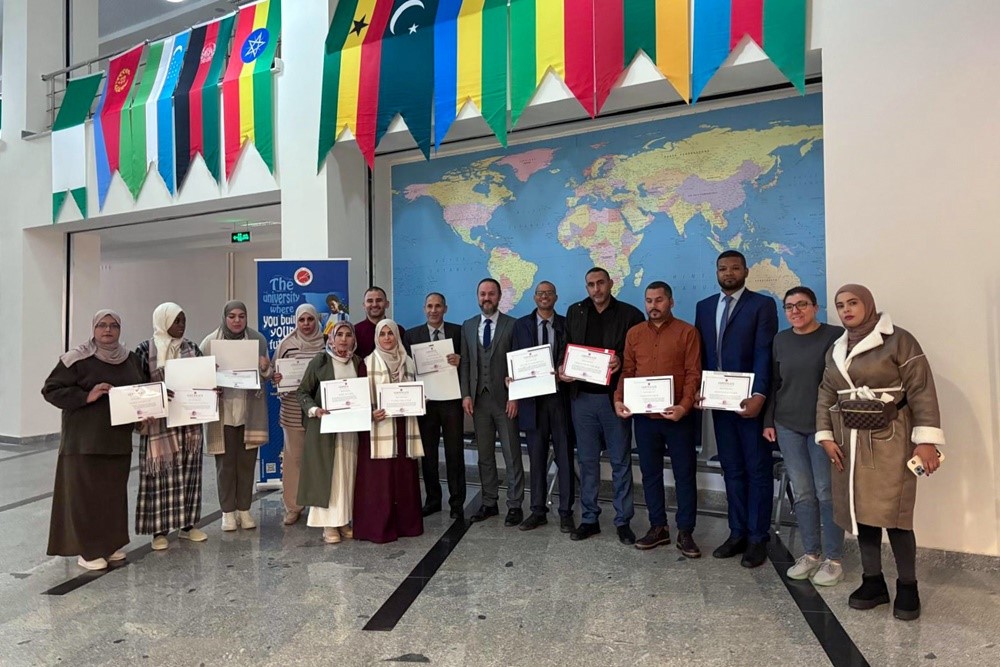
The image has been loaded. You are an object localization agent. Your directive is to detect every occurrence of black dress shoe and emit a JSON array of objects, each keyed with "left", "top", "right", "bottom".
[
  {"left": 559, "top": 516, "right": 576, "bottom": 534},
  {"left": 570, "top": 522, "right": 601, "bottom": 541},
  {"left": 712, "top": 535, "right": 748, "bottom": 559},
  {"left": 740, "top": 541, "right": 768, "bottom": 568},
  {"left": 421, "top": 504, "right": 442, "bottom": 517},
  {"left": 449, "top": 510, "right": 462, "bottom": 520},
  {"left": 469, "top": 505, "right": 499, "bottom": 523},
  {"left": 518, "top": 513, "right": 548, "bottom": 531},
  {"left": 504, "top": 508, "right": 524, "bottom": 527},
  {"left": 617, "top": 524, "right": 636, "bottom": 545}
]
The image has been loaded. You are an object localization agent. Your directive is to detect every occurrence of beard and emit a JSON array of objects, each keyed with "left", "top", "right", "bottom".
[{"left": 480, "top": 301, "right": 497, "bottom": 316}]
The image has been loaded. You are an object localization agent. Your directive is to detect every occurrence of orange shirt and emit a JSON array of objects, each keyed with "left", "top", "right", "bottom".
[{"left": 614, "top": 316, "right": 702, "bottom": 414}]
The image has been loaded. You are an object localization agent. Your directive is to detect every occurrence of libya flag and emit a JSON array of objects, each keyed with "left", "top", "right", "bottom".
[{"left": 52, "top": 72, "right": 104, "bottom": 221}]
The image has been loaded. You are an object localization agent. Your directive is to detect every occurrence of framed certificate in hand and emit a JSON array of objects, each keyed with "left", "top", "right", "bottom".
[
  {"left": 562, "top": 344, "right": 615, "bottom": 385},
  {"left": 377, "top": 382, "right": 426, "bottom": 417},
  {"left": 700, "top": 371, "right": 754, "bottom": 411},
  {"left": 623, "top": 376, "right": 674, "bottom": 414}
]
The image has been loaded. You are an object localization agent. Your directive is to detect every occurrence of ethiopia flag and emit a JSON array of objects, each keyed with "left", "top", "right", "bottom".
[
  {"left": 222, "top": 0, "right": 282, "bottom": 179},
  {"left": 94, "top": 43, "right": 144, "bottom": 209},
  {"left": 317, "top": 0, "right": 394, "bottom": 169},
  {"left": 433, "top": 0, "right": 508, "bottom": 149},
  {"left": 52, "top": 72, "right": 104, "bottom": 221}
]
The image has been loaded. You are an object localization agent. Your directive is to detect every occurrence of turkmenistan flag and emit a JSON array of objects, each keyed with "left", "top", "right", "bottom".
[
  {"left": 52, "top": 72, "right": 104, "bottom": 221},
  {"left": 375, "top": 0, "right": 439, "bottom": 159}
]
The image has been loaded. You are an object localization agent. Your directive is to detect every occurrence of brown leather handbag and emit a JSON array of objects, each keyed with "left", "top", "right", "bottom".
[{"left": 838, "top": 396, "right": 907, "bottom": 431}]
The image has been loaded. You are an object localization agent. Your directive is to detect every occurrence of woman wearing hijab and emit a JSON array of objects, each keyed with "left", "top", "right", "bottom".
[
  {"left": 296, "top": 321, "right": 366, "bottom": 543},
  {"left": 134, "top": 303, "right": 208, "bottom": 550},
  {"left": 272, "top": 304, "right": 327, "bottom": 525},
  {"left": 42, "top": 310, "right": 145, "bottom": 570},
  {"left": 816, "top": 285, "right": 945, "bottom": 621},
  {"left": 200, "top": 301, "right": 272, "bottom": 532},
  {"left": 354, "top": 319, "right": 424, "bottom": 544}
]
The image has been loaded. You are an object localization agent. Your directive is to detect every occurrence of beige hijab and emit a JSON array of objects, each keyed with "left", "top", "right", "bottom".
[
  {"left": 373, "top": 319, "right": 407, "bottom": 381},
  {"left": 275, "top": 303, "right": 325, "bottom": 360},
  {"left": 60, "top": 310, "right": 130, "bottom": 367}
]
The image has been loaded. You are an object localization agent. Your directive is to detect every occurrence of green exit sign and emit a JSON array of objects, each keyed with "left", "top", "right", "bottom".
[{"left": 231, "top": 231, "right": 252, "bottom": 243}]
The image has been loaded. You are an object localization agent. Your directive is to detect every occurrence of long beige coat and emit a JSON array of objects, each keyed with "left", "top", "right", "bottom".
[{"left": 815, "top": 314, "right": 945, "bottom": 533}]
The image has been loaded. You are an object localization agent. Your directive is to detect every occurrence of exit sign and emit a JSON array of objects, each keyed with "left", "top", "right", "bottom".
[{"left": 231, "top": 231, "right": 252, "bottom": 243}]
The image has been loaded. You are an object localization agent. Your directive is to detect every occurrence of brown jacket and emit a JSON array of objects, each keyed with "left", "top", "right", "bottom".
[{"left": 816, "top": 314, "right": 945, "bottom": 533}]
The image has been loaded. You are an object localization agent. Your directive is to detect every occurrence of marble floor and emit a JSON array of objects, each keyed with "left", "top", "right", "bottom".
[{"left": 1, "top": 441, "right": 998, "bottom": 666}]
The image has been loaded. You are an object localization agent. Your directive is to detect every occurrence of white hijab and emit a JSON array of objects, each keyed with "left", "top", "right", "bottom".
[{"left": 152, "top": 302, "right": 184, "bottom": 369}]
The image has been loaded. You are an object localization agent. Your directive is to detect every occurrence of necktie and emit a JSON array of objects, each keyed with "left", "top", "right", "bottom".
[
  {"left": 540, "top": 319, "right": 549, "bottom": 345},
  {"left": 432, "top": 329, "right": 441, "bottom": 341},
  {"left": 717, "top": 295, "right": 733, "bottom": 371},
  {"left": 483, "top": 319, "right": 492, "bottom": 348}
]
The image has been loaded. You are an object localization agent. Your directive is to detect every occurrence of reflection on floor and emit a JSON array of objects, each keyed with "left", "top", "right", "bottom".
[{"left": 1, "top": 443, "right": 998, "bottom": 666}]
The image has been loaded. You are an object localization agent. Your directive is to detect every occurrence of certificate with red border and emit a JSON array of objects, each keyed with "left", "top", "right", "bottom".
[{"left": 562, "top": 344, "right": 615, "bottom": 385}]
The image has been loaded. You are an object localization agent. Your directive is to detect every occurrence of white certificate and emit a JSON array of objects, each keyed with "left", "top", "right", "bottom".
[
  {"left": 109, "top": 382, "right": 168, "bottom": 425},
  {"left": 623, "top": 376, "right": 675, "bottom": 414},
  {"left": 212, "top": 340, "right": 260, "bottom": 388},
  {"left": 700, "top": 371, "right": 754, "bottom": 411},
  {"left": 563, "top": 344, "right": 614, "bottom": 385},
  {"left": 378, "top": 382, "right": 426, "bottom": 417},
  {"left": 216, "top": 369, "right": 261, "bottom": 389},
  {"left": 164, "top": 356, "right": 217, "bottom": 390},
  {"left": 320, "top": 378, "right": 372, "bottom": 434},
  {"left": 507, "top": 345, "right": 557, "bottom": 400},
  {"left": 275, "top": 357, "right": 310, "bottom": 394},
  {"left": 411, "top": 340, "right": 461, "bottom": 401},
  {"left": 167, "top": 388, "right": 220, "bottom": 427}
]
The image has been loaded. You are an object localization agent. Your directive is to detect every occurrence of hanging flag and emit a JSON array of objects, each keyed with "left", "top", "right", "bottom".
[
  {"left": 762, "top": 0, "right": 807, "bottom": 92},
  {"left": 174, "top": 14, "right": 236, "bottom": 189},
  {"left": 94, "top": 43, "right": 144, "bottom": 209},
  {"left": 317, "top": 0, "right": 394, "bottom": 169},
  {"left": 731, "top": 0, "right": 763, "bottom": 49},
  {"left": 121, "top": 38, "right": 166, "bottom": 198},
  {"left": 622, "top": 0, "right": 690, "bottom": 103},
  {"left": 510, "top": 0, "right": 597, "bottom": 125},
  {"left": 151, "top": 31, "right": 191, "bottom": 195},
  {"left": 433, "top": 0, "right": 508, "bottom": 149},
  {"left": 593, "top": 0, "right": 624, "bottom": 114},
  {"left": 52, "top": 73, "right": 104, "bottom": 221},
  {"left": 691, "top": 0, "right": 731, "bottom": 101},
  {"left": 222, "top": 0, "right": 282, "bottom": 179},
  {"left": 375, "top": 0, "right": 439, "bottom": 159}
]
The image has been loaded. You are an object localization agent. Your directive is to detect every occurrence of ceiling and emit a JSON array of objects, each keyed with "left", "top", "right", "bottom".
[{"left": 99, "top": 0, "right": 241, "bottom": 56}]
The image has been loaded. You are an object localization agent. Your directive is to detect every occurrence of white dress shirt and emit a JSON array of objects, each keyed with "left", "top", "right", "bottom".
[
  {"left": 715, "top": 286, "right": 747, "bottom": 335},
  {"left": 478, "top": 313, "right": 499, "bottom": 346}
]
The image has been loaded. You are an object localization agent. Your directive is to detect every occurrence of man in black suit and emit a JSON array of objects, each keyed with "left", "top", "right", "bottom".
[
  {"left": 403, "top": 292, "right": 466, "bottom": 520},
  {"left": 509, "top": 281, "right": 575, "bottom": 533}
]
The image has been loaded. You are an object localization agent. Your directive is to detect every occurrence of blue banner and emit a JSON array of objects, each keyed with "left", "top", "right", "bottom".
[{"left": 256, "top": 259, "right": 350, "bottom": 485}]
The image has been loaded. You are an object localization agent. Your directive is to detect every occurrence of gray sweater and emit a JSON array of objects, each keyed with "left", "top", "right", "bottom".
[{"left": 763, "top": 323, "right": 843, "bottom": 433}]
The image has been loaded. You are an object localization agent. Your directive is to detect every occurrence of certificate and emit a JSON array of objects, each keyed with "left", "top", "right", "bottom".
[
  {"left": 411, "top": 340, "right": 461, "bottom": 401},
  {"left": 378, "top": 382, "right": 426, "bottom": 417},
  {"left": 167, "top": 388, "right": 220, "bottom": 427},
  {"left": 275, "top": 357, "right": 309, "bottom": 394},
  {"left": 507, "top": 345, "right": 557, "bottom": 400},
  {"left": 109, "top": 382, "right": 168, "bottom": 425},
  {"left": 212, "top": 340, "right": 260, "bottom": 389},
  {"left": 700, "top": 371, "right": 754, "bottom": 411},
  {"left": 320, "top": 378, "right": 372, "bottom": 433},
  {"left": 623, "top": 376, "right": 674, "bottom": 414},
  {"left": 164, "top": 356, "right": 216, "bottom": 390},
  {"left": 562, "top": 344, "right": 615, "bottom": 385},
  {"left": 216, "top": 369, "right": 261, "bottom": 389}
]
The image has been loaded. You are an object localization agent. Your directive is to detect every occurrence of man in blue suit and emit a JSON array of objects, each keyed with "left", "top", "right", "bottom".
[
  {"left": 695, "top": 251, "right": 778, "bottom": 568},
  {"left": 510, "top": 281, "right": 575, "bottom": 533}
]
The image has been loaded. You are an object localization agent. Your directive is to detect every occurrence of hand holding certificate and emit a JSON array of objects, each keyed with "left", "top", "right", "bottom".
[
  {"left": 378, "top": 382, "right": 426, "bottom": 417},
  {"left": 507, "top": 345, "right": 556, "bottom": 400},
  {"left": 699, "top": 371, "right": 754, "bottom": 411},
  {"left": 411, "top": 340, "right": 461, "bottom": 401},
  {"left": 562, "top": 344, "right": 615, "bottom": 385},
  {"left": 622, "top": 376, "right": 674, "bottom": 415},
  {"left": 320, "top": 378, "right": 372, "bottom": 433},
  {"left": 275, "top": 357, "right": 309, "bottom": 394},
  {"left": 109, "top": 382, "right": 168, "bottom": 425},
  {"left": 167, "top": 388, "right": 220, "bottom": 427}
]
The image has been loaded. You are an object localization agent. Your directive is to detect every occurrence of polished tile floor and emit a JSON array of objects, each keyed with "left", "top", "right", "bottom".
[{"left": 1, "top": 441, "right": 998, "bottom": 666}]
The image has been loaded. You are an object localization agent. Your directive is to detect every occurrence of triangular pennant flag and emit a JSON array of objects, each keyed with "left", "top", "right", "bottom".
[
  {"left": 621, "top": 0, "right": 691, "bottom": 104},
  {"left": 94, "top": 43, "right": 144, "bottom": 209},
  {"left": 52, "top": 73, "right": 104, "bottom": 221}
]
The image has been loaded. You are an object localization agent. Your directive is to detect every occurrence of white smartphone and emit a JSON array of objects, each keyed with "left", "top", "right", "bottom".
[{"left": 907, "top": 448, "right": 945, "bottom": 477}]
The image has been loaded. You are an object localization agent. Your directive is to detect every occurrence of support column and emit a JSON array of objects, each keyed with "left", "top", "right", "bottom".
[{"left": 69, "top": 233, "right": 103, "bottom": 346}]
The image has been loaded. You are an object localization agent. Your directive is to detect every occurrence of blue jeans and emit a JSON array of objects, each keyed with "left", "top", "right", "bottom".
[
  {"left": 634, "top": 415, "right": 698, "bottom": 531},
  {"left": 776, "top": 423, "right": 844, "bottom": 560},
  {"left": 572, "top": 392, "right": 634, "bottom": 526}
]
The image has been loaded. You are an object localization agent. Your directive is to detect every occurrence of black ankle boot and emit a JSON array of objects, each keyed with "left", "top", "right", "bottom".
[
  {"left": 893, "top": 580, "right": 921, "bottom": 621},
  {"left": 849, "top": 573, "right": 890, "bottom": 610}
]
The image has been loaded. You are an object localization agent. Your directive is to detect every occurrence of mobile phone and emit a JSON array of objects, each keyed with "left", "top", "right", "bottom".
[{"left": 907, "top": 449, "right": 945, "bottom": 477}]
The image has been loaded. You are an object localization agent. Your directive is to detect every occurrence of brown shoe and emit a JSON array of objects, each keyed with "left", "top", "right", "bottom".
[
  {"left": 338, "top": 525, "right": 353, "bottom": 540},
  {"left": 676, "top": 530, "right": 702, "bottom": 558},
  {"left": 283, "top": 511, "right": 301, "bottom": 526},
  {"left": 635, "top": 525, "right": 671, "bottom": 550}
]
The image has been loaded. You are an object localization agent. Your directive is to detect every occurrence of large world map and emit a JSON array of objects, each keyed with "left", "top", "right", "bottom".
[{"left": 391, "top": 94, "right": 825, "bottom": 326}]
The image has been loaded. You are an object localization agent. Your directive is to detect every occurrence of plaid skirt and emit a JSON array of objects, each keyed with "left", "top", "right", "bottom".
[{"left": 136, "top": 435, "right": 204, "bottom": 535}]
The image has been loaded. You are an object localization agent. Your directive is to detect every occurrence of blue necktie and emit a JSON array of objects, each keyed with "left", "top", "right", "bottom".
[
  {"left": 483, "top": 319, "right": 492, "bottom": 348},
  {"left": 717, "top": 295, "right": 733, "bottom": 371}
]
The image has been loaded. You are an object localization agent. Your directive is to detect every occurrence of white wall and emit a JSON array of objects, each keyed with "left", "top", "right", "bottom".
[{"left": 822, "top": 0, "right": 1000, "bottom": 555}]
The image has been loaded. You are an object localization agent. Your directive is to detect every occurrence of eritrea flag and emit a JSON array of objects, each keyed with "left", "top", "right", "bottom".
[{"left": 375, "top": 0, "right": 439, "bottom": 159}]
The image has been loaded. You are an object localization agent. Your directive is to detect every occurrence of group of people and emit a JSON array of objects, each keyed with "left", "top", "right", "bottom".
[{"left": 42, "top": 250, "right": 945, "bottom": 622}]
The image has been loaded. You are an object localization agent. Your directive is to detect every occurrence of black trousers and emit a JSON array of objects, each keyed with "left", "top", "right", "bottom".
[
  {"left": 526, "top": 394, "right": 575, "bottom": 517},
  {"left": 418, "top": 399, "right": 467, "bottom": 513}
]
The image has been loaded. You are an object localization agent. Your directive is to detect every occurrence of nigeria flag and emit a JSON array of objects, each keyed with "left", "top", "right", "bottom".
[{"left": 52, "top": 73, "right": 104, "bottom": 221}]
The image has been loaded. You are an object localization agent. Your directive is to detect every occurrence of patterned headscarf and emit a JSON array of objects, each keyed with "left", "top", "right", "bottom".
[
  {"left": 60, "top": 310, "right": 130, "bottom": 367},
  {"left": 327, "top": 320, "right": 358, "bottom": 364}
]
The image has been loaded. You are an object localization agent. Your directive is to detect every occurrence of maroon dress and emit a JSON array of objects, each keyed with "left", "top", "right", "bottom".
[{"left": 353, "top": 417, "right": 424, "bottom": 544}]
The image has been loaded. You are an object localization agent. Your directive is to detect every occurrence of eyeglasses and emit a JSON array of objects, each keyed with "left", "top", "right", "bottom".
[
  {"left": 783, "top": 301, "right": 814, "bottom": 312},
  {"left": 95, "top": 322, "right": 121, "bottom": 330},
  {"left": 535, "top": 290, "right": 555, "bottom": 297}
]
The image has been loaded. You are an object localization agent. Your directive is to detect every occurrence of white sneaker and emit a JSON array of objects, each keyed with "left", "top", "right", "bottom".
[
  {"left": 108, "top": 550, "right": 127, "bottom": 562},
  {"left": 811, "top": 559, "right": 844, "bottom": 586},
  {"left": 151, "top": 535, "right": 169, "bottom": 551},
  {"left": 179, "top": 528, "right": 208, "bottom": 542},
  {"left": 221, "top": 512, "right": 238, "bottom": 531},
  {"left": 787, "top": 553, "right": 822, "bottom": 580},
  {"left": 237, "top": 510, "right": 256, "bottom": 530},
  {"left": 77, "top": 556, "right": 108, "bottom": 570}
]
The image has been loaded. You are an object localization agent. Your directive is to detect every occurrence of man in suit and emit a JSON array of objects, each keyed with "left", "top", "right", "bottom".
[
  {"left": 509, "top": 281, "right": 575, "bottom": 533},
  {"left": 562, "top": 267, "right": 645, "bottom": 544},
  {"left": 460, "top": 278, "right": 525, "bottom": 526},
  {"left": 695, "top": 250, "right": 778, "bottom": 568},
  {"left": 355, "top": 286, "right": 405, "bottom": 359},
  {"left": 403, "top": 292, "right": 466, "bottom": 520}
]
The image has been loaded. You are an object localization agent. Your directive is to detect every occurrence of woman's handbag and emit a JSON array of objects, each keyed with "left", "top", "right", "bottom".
[{"left": 838, "top": 398, "right": 898, "bottom": 431}]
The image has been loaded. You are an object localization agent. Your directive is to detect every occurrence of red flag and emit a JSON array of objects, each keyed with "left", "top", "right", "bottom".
[
  {"left": 564, "top": 0, "right": 597, "bottom": 117},
  {"left": 354, "top": 0, "right": 393, "bottom": 167},
  {"left": 594, "top": 0, "right": 624, "bottom": 114},
  {"left": 731, "top": 0, "right": 764, "bottom": 49},
  {"left": 101, "top": 44, "right": 144, "bottom": 173}
]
